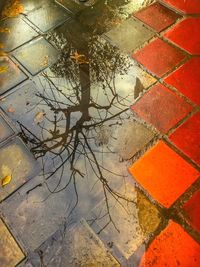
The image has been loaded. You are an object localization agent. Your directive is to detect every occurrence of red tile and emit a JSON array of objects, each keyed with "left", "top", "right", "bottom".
[
  {"left": 161, "top": 0, "right": 200, "bottom": 14},
  {"left": 165, "top": 57, "right": 200, "bottom": 105},
  {"left": 183, "top": 190, "right": 200, "bottom": 233},
  {"left": 164, "top": 18, "right": 200, "bottom": 55},
  {"left": 132, "top": 38, "right": 185, "bottom": 77},
  {"left": 134, "top": 2, "right": 180, "bottom": 32},
  {"left": 170, "top": 112, "right": 200, "bottom": 166},
  {"left": 131, "top": 83, "right": 192, "bottom": 133},
  {"left": 139, "top": 221, "right": 200, "bottom": 267},
  {"left": 129, "top": 141, "right": 199, "bottom": 208}
]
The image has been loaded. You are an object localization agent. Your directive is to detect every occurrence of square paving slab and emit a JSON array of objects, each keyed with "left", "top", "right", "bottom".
[
  {"left": 170, "top": 112, "right": 200, "bottom": 166},
  {"left": 0, "top": 112, "right": 14, "bottom": 143},
  {"left": 56, "top": 0, "right": 86, "bottom": 14},
  {"left": 134, "top": 2, "right": 180, "bottom": 32},
  {"left": 27, "top": 2, "right": 71, "bottom": 33},
  {"left": 87, "top": 185, "right": 161, "bottom": 259},
  {"left": 160, "top": 0, "right": 200, "bottom": 14},
  {"left": 21, "top": 0, "right": 52, "bottom": 14},
  {"left": 139, "top": 221, "right": 200, "bottom": 267},
  {"left": 0, "top": 137, "right": 37, "bottom": 201},
  {"left": 0, "top": 18, "right": 38, "bottom": 52},
  {"left": 0, "top": 219, "right": 24, "bottom": 267},
  {"left": 115, "top": 120, "right": 155, "bottom": 160},
  {"left": 105, "top": 18, "right": 154, "bottom": 53},
  {"left": 183, "top": 190, "right": 200, "bottom": 234},
  {"left": 165, "top": 57, "right": 200, "bottom": 106},
  {"left": 164, "top": 18, "right": 200, "bottom": 55},
  {"left": 0, "top": 56, "right": 27, "bottom": 95},
  {"left": 35, "top": 219, "right": 120, "bottom": 266},
  {"left": 129, "top": 141, "right": 199, "bottom": 208},
  {"left": 13, "top": 37, "right": 59, "bottom": 75},
  {"left": 132, "top": 38, "right": 186, "bottom": 77},
  {"left": 131, "top": 83, "right": 192, "bottom": 133}
]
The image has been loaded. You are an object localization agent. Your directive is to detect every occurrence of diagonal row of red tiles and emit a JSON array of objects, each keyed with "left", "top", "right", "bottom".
[{"left": 129, "top": 1, "right": 200, "bottom": 266}]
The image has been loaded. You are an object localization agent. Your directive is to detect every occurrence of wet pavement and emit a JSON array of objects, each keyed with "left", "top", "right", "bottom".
[{"left": 0, "top": 0, "right": 199, "bottom": 266}]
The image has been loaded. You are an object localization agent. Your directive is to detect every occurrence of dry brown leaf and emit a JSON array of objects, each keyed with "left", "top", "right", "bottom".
[
  {"left": 40, "top": 55, "right": 49, "bottom": 67},
  {"left": 34, "top": 111, "right": 46, "bottom": 123},
  {"left": 7, "top": 106, "right": 15, "bottom": 113}
]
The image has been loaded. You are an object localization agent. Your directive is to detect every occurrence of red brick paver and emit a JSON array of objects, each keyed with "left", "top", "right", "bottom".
[
  {"left": 134, "top": 2, "right": 180, "bottom": 32},
  {"left": 165, "top": 57, "right": 200, "bottom": 106},
  {"left": 160, "top": 0, "right": 200, "bottom": 14},
  {"left": 170, "top": 112, "right": 200, "bottom": 166},
  {"left": 129, "top": 141, "right": 199, "bottom": 208},
  {"left": 132, "top": 38, "right": 185, "bottom": 77},
  {"left": 164, "top": 18, "right": 200, "bottom": 55},
  {"left": 139, "top": 220, "right": 200, "bottom": 267},
  {"left": 131, "top": 83, "right": 192, "bottom": 133},
  {"left": 183, "top": 190, "right": 200, "bottom": 234}
]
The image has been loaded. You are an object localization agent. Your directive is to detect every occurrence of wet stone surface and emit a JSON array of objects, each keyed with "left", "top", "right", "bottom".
[
  {"left": 0, "top": 218, "right": 24, "bottom": 267},
  {"left": 105, "top": 17, "right": 154, "bottom": 53},
  {"left": 0, "top": 56, "right": 27, "bottom": 95},
  {"left": 0, "top": 137, "right": 38, "bottom": 201},
  {"left": 0, "top": 0, "right": 199, "bottom": 266},
  {"left": 13, "top": 37, "right": 60, "bottom": 75},
  {"left": 0, "top": 18, "right": 38, "bottom": 52},
  {"left": 134, "top": 2, "right": 180, "bottom": 32},
  {"left": 87, "top": 186, "right": 161, "bottom": 261},
  {"left": 131, "top": 83, "right": 192, "bottom": 133},
  {"left": 34, "top": 219, "right": 121, "bottom": 267},
  {"left": 0, "top": 112, "right": 14, "bottom": 143},
  {"left": 27, "top": 1, "right": 71, "bottom": 33}
]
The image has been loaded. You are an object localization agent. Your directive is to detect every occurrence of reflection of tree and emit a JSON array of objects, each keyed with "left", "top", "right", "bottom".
[{"left": 19, "top": 2, "right": 138, "bottom": 232}]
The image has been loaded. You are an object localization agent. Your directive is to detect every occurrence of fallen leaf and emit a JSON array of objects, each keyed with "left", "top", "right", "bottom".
[
  {"left": 0, "top": 27, "right": 11, "bottom": 33},
  {"left": 0, "top": 51, "right": 7, "bottom": 57},
  {"left": 1, "top": 0, "right": 24, "bottom": 18},
  {"left": 1, "top": 175, "right": 12, "bottom": 187},
  {"left": 0, "top": 66, "right": 8, "bottom": 74},
  {"left": 7, "top": 106, "right": 15, "bottom": 113},
  {"left": 34, "top": 111, "right": 46, "bottom": 123},
  {"left": 40, "top": 55, "right": 49, "bottom": 67},
  {"left": 70, "top": 51, "right": 89, "bottom": 64}
]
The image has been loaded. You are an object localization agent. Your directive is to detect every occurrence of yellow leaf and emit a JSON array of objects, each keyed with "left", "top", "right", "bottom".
[
  {"left": 0, "top": 51, "right": 7, "bottom": 57},
  {"left": 70, "top": 51, "right": 89, "bottom": 65},
  {"left": 34, "top": 111, "right": 46, "bottom": 123},
  {"left": 0, "top": 27, "right": 11, "bottom": 33},
  {"left": 0, "top": 66, "right": 8, "bottom": 74},
  {"left": 1, "top": 175, "right": 12, "bottom": 187}
]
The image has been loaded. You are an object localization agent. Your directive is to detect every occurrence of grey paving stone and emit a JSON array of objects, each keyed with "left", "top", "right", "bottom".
[
  {"left": 87, "top": 185, "right": 161, "bottom": 260},
  {"left": 35, "top": 219, "right": 120, "bottom": 266},
  {"left": 0, "top": 112, "right": 14, "bottom": 143},
  {"left": 0, "top": 56, "right": 27, "bottom": 95},
  {"left": 21, "top": 0, "right": 53, "bottom": 14},
  {"left": 0, "top": 18, "right": 38, "bottom": 52},
  {"left": 0, "top": 137, "right": 38, "bottom": 201},
  {"left": 114, "top": 120, "right": 155, "bottom": 160},
  {"left": 27, "top": 2, "right": 71, "bottom": 33},
  {"left": 105, "top": 17, "right": 154, "bottom": 53},
  {"left": 56, "top": 0, "right": 86, "bottom": 14},
  {"left": 13, "top": 37, "right": 60, "bottom": 75}
]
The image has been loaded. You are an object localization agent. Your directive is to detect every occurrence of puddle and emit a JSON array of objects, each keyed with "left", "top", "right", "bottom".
[{"left": 0, "top": 0, "right": 161, "bottom": 266}]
